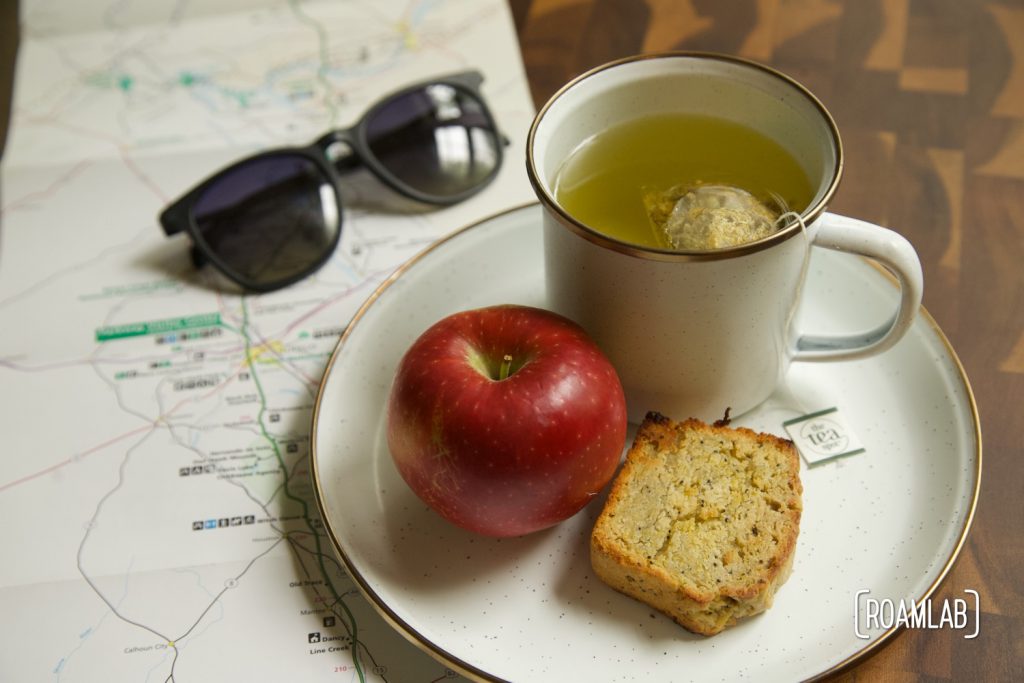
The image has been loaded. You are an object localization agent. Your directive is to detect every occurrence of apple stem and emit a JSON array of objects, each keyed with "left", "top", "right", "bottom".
[{"left": 499, "top": 354, "right": 514, "bottom": 381}]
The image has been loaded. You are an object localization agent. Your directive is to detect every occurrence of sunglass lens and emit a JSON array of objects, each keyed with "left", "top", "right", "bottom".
[
  {"left": 191, "top": 155, "right": 340, "bottom": 288},
  {"left": 365, "top": 85, "right": 500, "bottom": 199}
]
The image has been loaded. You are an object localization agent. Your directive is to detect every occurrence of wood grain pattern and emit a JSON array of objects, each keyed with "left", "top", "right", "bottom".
[
  {"left": 0, "top": 1, "right": 1014, "bottom": 679},
  {"left": 511, "top": 0, "right": 1023, "bottom": 679}
]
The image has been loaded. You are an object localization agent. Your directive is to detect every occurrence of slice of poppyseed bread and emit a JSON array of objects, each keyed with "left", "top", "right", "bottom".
[{"left": 590, "top": 412, "right": 802, "bottom": 636}]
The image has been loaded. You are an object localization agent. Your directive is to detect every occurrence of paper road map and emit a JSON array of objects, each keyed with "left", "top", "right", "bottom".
[{"left": 0, "top": 1, "right": 535, "bottom": 679}]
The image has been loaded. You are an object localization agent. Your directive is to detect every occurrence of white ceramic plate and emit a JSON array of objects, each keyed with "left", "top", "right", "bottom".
[{"left": 311, "top": 204, "right": 980, "bottom": 682}]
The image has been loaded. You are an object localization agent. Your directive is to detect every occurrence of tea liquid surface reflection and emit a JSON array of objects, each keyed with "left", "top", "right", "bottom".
[{"left": 553, "top": 113, "right": 816, "bottom": 249}]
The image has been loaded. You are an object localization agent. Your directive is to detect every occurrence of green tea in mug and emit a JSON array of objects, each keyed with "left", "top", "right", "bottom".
[{"left": 553, "top": 113, "right": 816, "bottom": 250}]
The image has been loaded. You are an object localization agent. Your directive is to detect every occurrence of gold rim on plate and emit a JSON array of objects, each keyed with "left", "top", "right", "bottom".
[{"left": 309, "top": 203, "right": 981, "bottom": 683}]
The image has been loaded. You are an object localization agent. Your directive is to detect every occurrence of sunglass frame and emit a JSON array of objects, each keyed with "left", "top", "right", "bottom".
[{"left": 160, "top": 71, "right": 503, "bottom": 292}]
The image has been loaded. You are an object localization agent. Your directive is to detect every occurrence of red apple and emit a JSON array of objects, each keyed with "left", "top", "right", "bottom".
[{"left": 386, "top": 304, "right": 627, "bottom": 537}]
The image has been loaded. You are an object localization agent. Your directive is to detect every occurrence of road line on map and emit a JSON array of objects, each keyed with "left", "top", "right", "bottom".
[
  {"left": 0, "top": 423, "right": 154, "bottom": 493},
  {"left": 75, "top": 428, "right": 174, "bottom": 646},
  {"left": 242, "top": 295, "right": 370, "bottom": 683}
]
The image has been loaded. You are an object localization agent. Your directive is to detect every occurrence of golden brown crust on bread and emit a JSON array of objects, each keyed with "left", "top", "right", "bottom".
[{"left": 591, "top": 411, "right": 802, "bottom": 635}]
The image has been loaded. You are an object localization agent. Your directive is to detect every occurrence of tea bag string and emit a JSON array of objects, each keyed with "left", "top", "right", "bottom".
[
  {"left": 776, "top": 209, "right": 810, "bottom": 288},
  {"left": 776, "top": 208, "right": 811, "bottom": 350},
  {"left": 770, "top": 209, "right": 814, "bottom": 420}
]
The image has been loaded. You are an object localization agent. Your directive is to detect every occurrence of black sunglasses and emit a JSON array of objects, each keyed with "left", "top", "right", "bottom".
[{"left": 160, "top": 71, "right": 504, "bottom": 292}]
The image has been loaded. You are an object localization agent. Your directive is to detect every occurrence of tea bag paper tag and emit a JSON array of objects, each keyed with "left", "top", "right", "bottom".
[{"left": 783, "top": 407, "right": 865, "bottom": 465}]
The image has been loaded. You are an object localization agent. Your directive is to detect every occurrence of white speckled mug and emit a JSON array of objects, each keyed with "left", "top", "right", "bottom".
[{"left": 527, "top": 53, "right": 924, "bottom": 422}]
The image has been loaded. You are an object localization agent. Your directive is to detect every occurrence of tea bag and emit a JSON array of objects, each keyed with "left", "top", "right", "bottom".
[{"left": 643, "top": 183, "right": 782, "bottom": 250}]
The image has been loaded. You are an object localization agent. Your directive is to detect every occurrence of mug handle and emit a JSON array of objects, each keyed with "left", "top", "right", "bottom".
[{"left": 792, "top": 212, "right": 924, "bottom": 362}]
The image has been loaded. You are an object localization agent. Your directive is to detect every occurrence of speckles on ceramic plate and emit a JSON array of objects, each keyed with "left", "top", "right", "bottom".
[{"left": 311, "top": 205, "right": 980, "bottom": 682}]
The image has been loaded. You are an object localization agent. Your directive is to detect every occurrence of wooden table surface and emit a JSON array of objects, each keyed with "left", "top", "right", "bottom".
[
  {"left": 0, "top": 2, "right": 1017, "bottom": 680},
  {"left": 508, "top": 0, "right": 1022, "bottom": 680}
]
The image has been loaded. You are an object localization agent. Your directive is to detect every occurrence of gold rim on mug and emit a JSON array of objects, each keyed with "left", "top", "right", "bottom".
[
  {"left": 309, "top": 203, "right": 980, "bottom": 683},
  {"left": 526, "top": 51, "right": 845, "bottom": 262}
]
